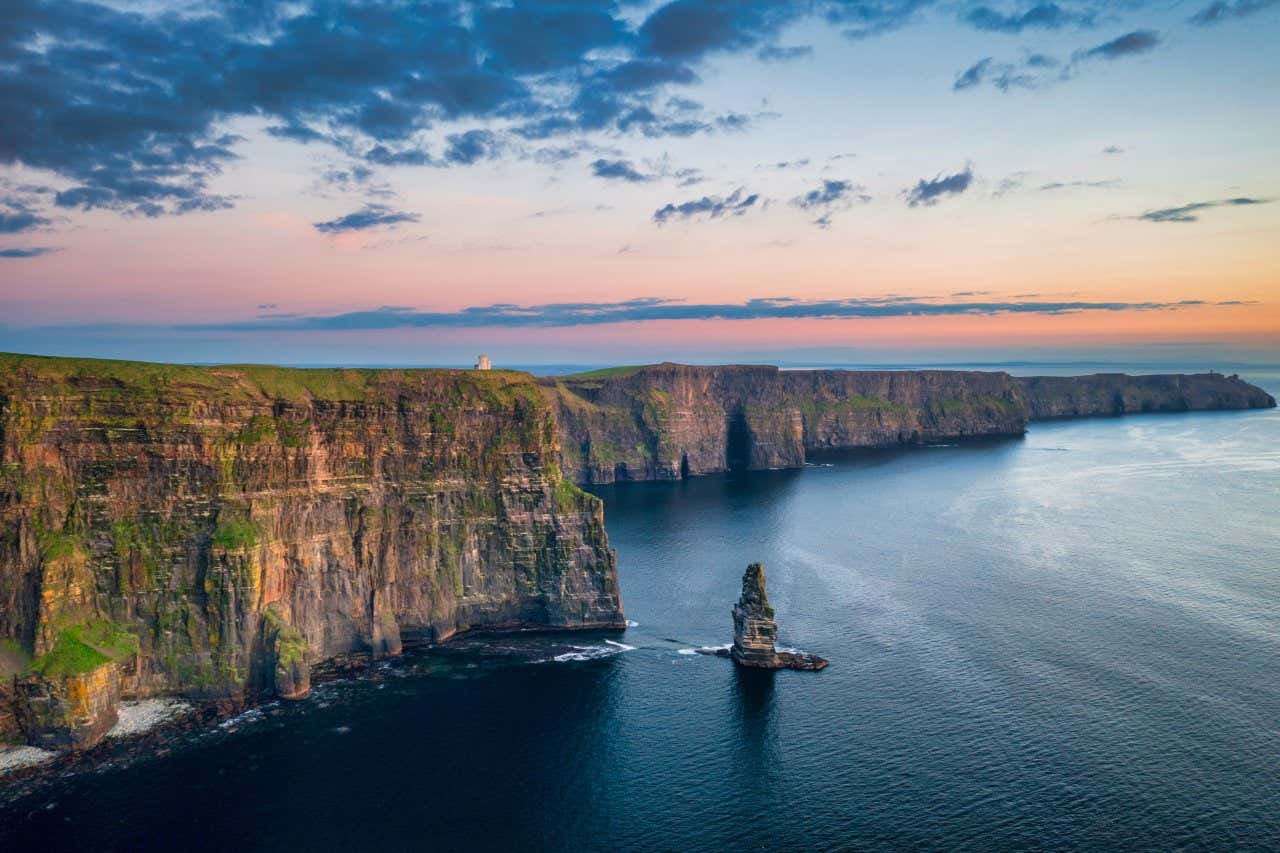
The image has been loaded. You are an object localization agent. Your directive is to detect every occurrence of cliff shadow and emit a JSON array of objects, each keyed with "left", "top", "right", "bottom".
[
  {"left": 728, "top": 665, "right": 783, "bottom": 790},
  {"left": 726, "top": 409, "right": 752, "bottom": 471}
]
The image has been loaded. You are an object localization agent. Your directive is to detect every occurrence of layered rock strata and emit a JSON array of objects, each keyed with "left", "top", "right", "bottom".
[
  {"left": 1, "top": 353, "right": 623, "bottom": 749},
  {"left": 543, "top": 364, "right": 1028, "bottom": 484},
  {"left": 543, "top": 364, "right": 1275, "bottom": 484},
  {"left": 703, "top": 563, "right": 827, "bottom": 671}
]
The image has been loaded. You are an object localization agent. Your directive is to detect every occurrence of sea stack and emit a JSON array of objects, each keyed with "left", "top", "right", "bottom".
[{"left": 729, "top": 563, "right": 827, "bottom": 671}]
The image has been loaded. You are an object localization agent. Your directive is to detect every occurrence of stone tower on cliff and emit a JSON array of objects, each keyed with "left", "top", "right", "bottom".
[{"left": 474, "top": 354, "right": 492, "bottom": 370}]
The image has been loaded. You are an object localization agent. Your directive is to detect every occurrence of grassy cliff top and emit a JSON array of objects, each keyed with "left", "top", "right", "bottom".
[
  {"left": 0, "top": 352, "right": 542, "bottom": 405},
  {"left": 28, "top": 621, "right": 140, "bottom": 679},
  {"left": 556, "top": 365, "right": 652, "bottom": 380}
]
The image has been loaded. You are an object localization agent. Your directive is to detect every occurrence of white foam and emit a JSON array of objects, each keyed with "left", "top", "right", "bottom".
[
  {"left": 107, "top": 698, "right": 192, "bottom": 739},
  {"left": 544, "top": 640, "right": 635, "bottom": 663},
  {"left": 678, "top": 643, "right": 730, "bottom": 656},
  {"left": 218, "top": 706, "right": 267, "bottom": 730},
  {"left": 0, "top": 745, "right": 56, "bottom": 775},
  {"left": 625, "top": 620, "right": 640, "bottom": 628}
]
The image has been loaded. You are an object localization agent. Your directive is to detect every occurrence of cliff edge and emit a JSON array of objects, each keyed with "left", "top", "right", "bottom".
[
  {"left": 0, "top": 353, "right": 622, "bottom": 749},
  {"left": 542, "top": 364, "right": 1026, "bottom": 483},
  {"left": 543, "top": 364, "right": 1273, "bottom": 483}
]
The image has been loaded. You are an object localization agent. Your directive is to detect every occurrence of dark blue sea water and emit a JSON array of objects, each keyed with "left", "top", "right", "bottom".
[{"left": 3, "top": 371, "right": 1278, "bottom": 851}]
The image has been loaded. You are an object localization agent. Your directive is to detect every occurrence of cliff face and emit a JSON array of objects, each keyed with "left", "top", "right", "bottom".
[
  {"left": 544, "top": 364, "right": 1274, "bottom": 484},
  {"left": 0, "top": 354, "right": 622, "bottom": 747},
  {"left": 542, "top": 364, "right": 1028, "bottom": 484},
  {"left": 1019, "top": 373, "right": 1276, "bottom": 420}
]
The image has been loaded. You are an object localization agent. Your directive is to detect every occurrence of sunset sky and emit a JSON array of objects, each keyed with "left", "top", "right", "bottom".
[{"left": 2, "top": 0, "right": 1277, "bottom": 366}]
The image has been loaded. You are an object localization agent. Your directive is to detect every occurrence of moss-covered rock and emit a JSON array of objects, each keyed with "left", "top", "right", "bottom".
[{"left": 262, "top": 606, "right": 310, "bottom": 700}]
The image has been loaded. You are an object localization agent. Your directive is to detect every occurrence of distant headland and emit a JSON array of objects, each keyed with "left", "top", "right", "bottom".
[{"left": 540, "top": 362, "right": 1275, "bottom": 484}]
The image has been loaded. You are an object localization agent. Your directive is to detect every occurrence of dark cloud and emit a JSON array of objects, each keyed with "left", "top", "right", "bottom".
[
  {"left": 761, "top": 159, "right": 812, "bottom": 170},
  {"left": 598, "top": 60, "right": 701, "bottom": 92},
  {"left": 475, "top": 3, "right": 625, "bottom": 73},
  {"left": 265, "top": 123, "right": 330, "bottom": 144},
  {"left": 757, "top": 44, "right": 813, "bottom": 62},
  {"left": 958, "top": 29, "right": 1160, "bottom": 94},
  {"left": 0, "top": 210, "right": 50, "bottom": 233},
  {"left": 313, "top": 204, "right": 421, "bottom": 234},
  {"left": 834, "top": 0, "right": 933, "bottom": 39},
  {"left": 1131, "top": 197, "right": 1271, "bottom": 223},
  {"left": 964, "top": 3, "right": 1094, "bottom": 33},
  {"left": 953, "top": 55, "right": 1054, "bottom": 91},
  {"left": 443, "top": 130, "right": 501, "bottom": 165},
  {"left": 653, "top": 189, "right": 760, "bottom": 224},
  {"left": 638, "top": 0, "right": 795, "bottom": 60},
  {"left": 1076, "top": 30, "right": 1161, "bottom": 61},
  {"left": 1188, "top": 0, "right": 1278, "bottom": 25},
  {"left": 591, "top": 159, "right": 653, "bottom": 182},
  {"left": 0, "top": 0, "right": 1184, "bottom": 236},
  {"left": 790, "top": 179, "right": 871, "bottom": 227},
  {"left": 1039, "top": 179, "right": 1121, "bottom": 190},
  {"left": 904, "top": 167, "right": 974, "bottom": 207},
  {"left": 169, "top": 295, "right": 1234, "bottom": 331},
  {"left": 0, "top": 246, "right": 58, "bottom": 258},
  {"left": 672, "top": 167, "right": 705, "bottom": 186},
  {"left": 0, "top": 0, "right": 797, "bottom": 224},
  {"left": 954, "top": 58, "right": 994, "bottom": 90}
]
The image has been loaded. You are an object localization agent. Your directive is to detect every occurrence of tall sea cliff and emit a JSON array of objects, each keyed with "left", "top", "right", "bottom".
[
  {"left": 543, "top": 364, "right": 1274, "bottom": 483},
  {"left": 1, "top": 354, "right": 1272, "bottom": 751},
  {"left": 0, "top": 354, "right": 622, "bottom": 748},
  {"left": 543, "top": 365, "right": 1028, "bottom": 484}
]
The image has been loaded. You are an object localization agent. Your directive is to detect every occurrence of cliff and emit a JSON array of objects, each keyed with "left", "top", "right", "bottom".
[
  {"left": 0, "top": 354, "right": 622, "bottom": 749},
  {"left": 1018, "top": 372, "right": 1276, "bottom": 420},
  {"left": 543, "top": 364, "right": 1274, "bottom": 484},
  {"left": 542, "top": 364, "right": 1027, "bottom": 483}
]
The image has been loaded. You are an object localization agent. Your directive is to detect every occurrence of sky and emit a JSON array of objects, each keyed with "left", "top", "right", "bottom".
[{"left": 1, "top": 0, "right": 1278, "bottom": 367}]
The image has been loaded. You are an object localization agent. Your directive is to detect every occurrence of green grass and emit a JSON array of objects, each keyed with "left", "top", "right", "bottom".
[
  {"left": 559, "top": 365, "right": 650, "bottom": 380},
  {"left": 29, "top": 620, "right": 140, "bottom": 678},
  {"left": 263, "top": 606, "right": 308, "bottom": 667},
  {"left": 37, "top": 527, "right": 81, "bottom": 562},
  {"left": 211, "top": 516, "right": 261, "bottom": 551}
]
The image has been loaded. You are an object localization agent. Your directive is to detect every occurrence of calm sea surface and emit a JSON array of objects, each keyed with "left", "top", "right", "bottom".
[{"left": 3, "top": 369, "right": 1278, "bottom": 851}]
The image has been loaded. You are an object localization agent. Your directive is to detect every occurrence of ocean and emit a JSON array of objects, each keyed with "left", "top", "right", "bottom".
[{"left": 3, "top": 368, "right": 1278, "bottom": 850}]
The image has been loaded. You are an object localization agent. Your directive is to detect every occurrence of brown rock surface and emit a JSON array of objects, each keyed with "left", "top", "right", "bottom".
[
  {"left": 542, "top": 364, "right": 1028, "bottom": 484},
  {"left": 0, "top": 353, "right": 623, "bottom": 748},
  {"left": 543, "top": 364, "right": 1274, "bottom": 484},
  {"left": 723, "top": 562, "right": 826, "bottom": 672}
]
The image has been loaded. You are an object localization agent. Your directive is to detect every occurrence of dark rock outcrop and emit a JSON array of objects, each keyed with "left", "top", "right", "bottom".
[
  {"left": 0, "top": 353, "right": 623, "bottom": 749},
  {"left": 702, "top": 563, "right": 827, "bottom": 671},
  {"left": 1018, "top": 372, "right": 1276, "bottom": 419},
  {"left": 731, "top": 563, "right": 781, "bottom": 667},
  {"left": 12, "top": 661, "right": 122, "bottom": 750}
]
